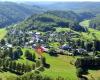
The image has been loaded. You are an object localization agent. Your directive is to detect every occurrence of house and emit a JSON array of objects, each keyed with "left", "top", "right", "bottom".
[
  {"left": 67, "top": 52, "right": 73, "bottom": 56},
  {"left": 41, "top": 46, "right": 49, "bottom": 52},
  {"left": 29, "top": 40, "right": 34, "bottom": 44},
  {"left": 28, "top": 31, "right": 33, "bottom": 34},
  {"left": 76, "top": 48, "right": 87, "bottom": 54},
  {"left": 61, "top": 44, "right": 72, "bottom": 51},
  {"left": 5, "top": 43, "right": 12, "bottom": 48},
  {"left": 32, "top": 44, "right": 37, "bottom": 49},
  {"left": 35, "top": 32, "right": 41, "bottom": 35},
  {"left": 88, "top": 52, "right": 94, "bottom": 56},
  {"left": 73, "top": 48, "right": 87, "bottom": 56}
]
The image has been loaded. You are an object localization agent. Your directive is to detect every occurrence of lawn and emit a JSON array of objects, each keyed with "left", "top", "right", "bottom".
[{"left": 0, "top": 28, "right": 7, "bottom": 40}]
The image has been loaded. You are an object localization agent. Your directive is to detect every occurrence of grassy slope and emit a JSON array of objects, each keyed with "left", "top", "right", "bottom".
[
  {"left": 0, "top": 72, "right": 17, "bottom": 80},
  {"left": 80, "top": 28, "right": 100, "bottom": 41},
  {"left": 56, "top": 27, "right": 70, "bottom": 32},
  {"left": 80, "top": 20, "right": 100, "bottom": 41},
  {"left": 80, "top": 20, "right": 90, "bottom": 28},
  {"left": 0, "top": 28, "right": 7, "bottom": 40},
  {"left": 42, "top": 54, "right": 78, "bottom": 80}
]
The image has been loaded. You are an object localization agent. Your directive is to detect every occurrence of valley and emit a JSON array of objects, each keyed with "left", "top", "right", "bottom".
[{"left": 0, "top": 1, "right": 100, "bottom": 80}]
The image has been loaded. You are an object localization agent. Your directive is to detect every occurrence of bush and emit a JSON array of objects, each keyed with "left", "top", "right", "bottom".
[
  {"left": 34, "top": 70, "right": 40, "bottom": 74},
  {"left": 25, "top": 50, "right": 36, "bottom": 61},
  {"left": 37, "top": 66, "right": 44, "bottom": 71},
  {"left": 32, "top": 64, "right": 35, "bottom": 70},
  {"left": 48, "top": 49, "right": 58, "bottom": 56},
  {"left": 41, "top": 57, "right": 46, "bottom": 66},
  {"left": 76, "top": 68, "right": 84, "bottom": 77},
  {"left": 36, "top": 60, "right": 41, "bottom": 68}
]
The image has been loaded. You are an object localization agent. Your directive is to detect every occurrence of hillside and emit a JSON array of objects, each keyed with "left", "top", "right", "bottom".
[
  {"left": 0, "top": 2, "right": 44, "bottom": 28},
  {"left": 89, "top": 14, "right": 100, "bottom": 30},
  {"left": 80, "top": 20, "right": 100, "bottom": 40},
  {"left": 0, "top": 2, "right": 98, "bottom": 28},
  {"left": 45, "top": 11, "right": 81, "bottom": 22},
  {"left": 13, "top": 11, "right": 87, "bottom": 32}
]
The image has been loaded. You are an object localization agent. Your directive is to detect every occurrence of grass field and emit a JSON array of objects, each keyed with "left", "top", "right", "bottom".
[
  {"left": 42, "top": 54, "right": 78, "bottom": 80},
  {"left": 79, "top": 20, "right": 100, "bottom": 41},
  {"left": 80, "top": 20, "right": 90, "bottom": 27},
  {"left": 0, "top": 72, "right": 17, "bottom": 80},
  {"left": 56, "top": 27, "right": 70, "bottom": 32},
  {"left": 0, "top": 28, "right": 7, "bottom": 40}
]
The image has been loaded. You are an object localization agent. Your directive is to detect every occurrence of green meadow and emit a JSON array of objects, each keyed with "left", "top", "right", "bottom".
[{"left": 0, "top": 28, "right": 7, "bottom": 40}]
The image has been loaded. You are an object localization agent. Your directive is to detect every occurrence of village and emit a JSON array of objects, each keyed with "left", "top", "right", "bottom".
[
  {"left": 0, "top": 28, "right": 92, "bottom": 57},
  {"left": 0, "top": 26, "right": 100, "bottom": 80}
]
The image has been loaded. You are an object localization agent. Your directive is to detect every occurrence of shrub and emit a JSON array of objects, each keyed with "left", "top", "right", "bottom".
[
  {"left": 36, "top": 60, "right": 41, "bottom": 68},
  {"left": 76, "top": 68, "right": 84, "bottom": 77}
]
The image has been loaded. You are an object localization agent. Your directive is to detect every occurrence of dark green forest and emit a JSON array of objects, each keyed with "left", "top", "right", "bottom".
[{"left": 0, "top": 2, "right": 44, "bottom": 27}]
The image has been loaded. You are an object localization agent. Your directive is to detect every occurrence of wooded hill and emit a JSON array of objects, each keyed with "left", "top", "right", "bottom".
[
  {"left": 13, "top": 11, "right": 89, "bottom": 32},
  {"left": 90, "top": 14, "right": 100, "bottom": 30},
  {"left": 0, "top": 2, "right": 44, "bottom": 28},
  {"left": 0, "top": 2, "right": 98, "bottom": 28}
]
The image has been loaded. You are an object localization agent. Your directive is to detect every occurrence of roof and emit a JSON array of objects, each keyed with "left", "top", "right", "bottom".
[{"left": 6, "top": 43, "right": 12, "bottom": 48}]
